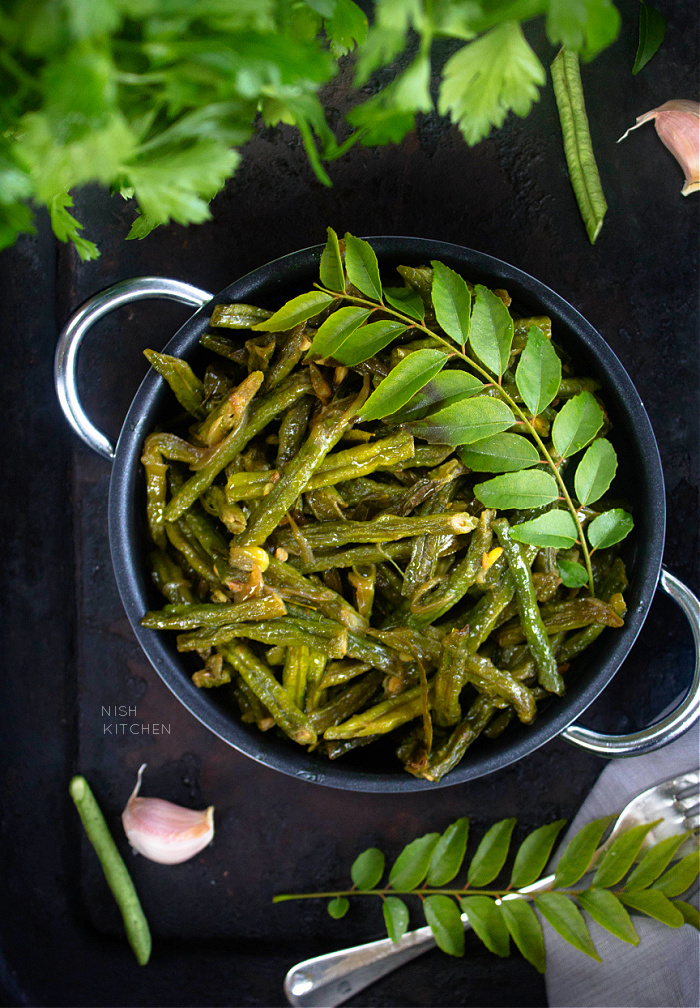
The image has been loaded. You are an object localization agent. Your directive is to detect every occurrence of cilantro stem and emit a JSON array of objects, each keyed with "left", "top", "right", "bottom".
[{"left": 315, "top": 284, "right": 596, "bottom": 595}]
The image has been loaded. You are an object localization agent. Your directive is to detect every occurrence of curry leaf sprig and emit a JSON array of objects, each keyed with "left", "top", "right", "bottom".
[
  {"left": 273, "top": 815, "right": 700, "bottom": 972},
  {"left": 256, "top": 229, "right": 634, "bottom": 595}
]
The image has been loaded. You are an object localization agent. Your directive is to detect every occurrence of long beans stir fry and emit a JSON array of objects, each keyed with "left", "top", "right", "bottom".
[{"left": 140, "top": 232, "right": 631, "bottom": 781}]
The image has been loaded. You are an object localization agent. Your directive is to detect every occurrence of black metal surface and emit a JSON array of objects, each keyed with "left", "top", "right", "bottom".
[
  {"left": 110, "top": 238, "right": 665, "bottom": 791},
  {"left": 1, "top": 1, "right": 698, "bottom": 1004}
]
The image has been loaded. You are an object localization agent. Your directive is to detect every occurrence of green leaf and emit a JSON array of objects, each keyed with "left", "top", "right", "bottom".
[
  {"left": 674, "top": 900, "right": 700, "bottom": 931},
  {"left": 587, "top": 509, "right": 634, "bottom": 550},
  {"left": 468, "top": 284, "right": 514, "bottom": 377},
  {"left": 511, "top": 820, "right": 567, "bottom": 889},
  {"left": 252, "top": 291, "right": 332, "bottom": 331},
  {"left": 306, "top": 306, "right": 373, "bottom": 360},
  {"left": 460, "top": 896, "right": 510, "bottom": 957},
  {"left": 551, "top": 391, "right": 604, "bottom": 458},
  {"left": 619, "top": 890, "right": 685, "bottom": 928},
  {"left": 633, "top": 3, "right": 665, "bottom": 75},
  {"left": 500, "top": 898, "right": 546, "bottom": 973},
  {"left": 510, "top": 510, "right": 578, "bottom": 548},
  {"left": 344, "top": 233, "right": 382, "bottom": 301},
  {"left": 467, "top": 818, "right": 516, "bottom": 886},
  {"left": 546, "top": 0, "right": 620, "bottom": 58},
  {"left": 334, "top": 320, "right": 408, "bottom": 366},
  {"left": 438, "top": 22, "right": 545, "bottom": 147},
  {"left": 408, "top": 396, "right": 514, "bottom": 447},
  {"left": 351, "top": 847, "right": 385, "bottom": 889},
  {"left": 626, "top": 834, "right": 690, "bottom": 890},
  {"left": 384, "top": 286, "right": 425, "bottom": 321},
  {"left": 557, "top": 558, "right": 590, "bottom": 588},
  {"left": 359, "top": 350, "right": 447, "bottom": 422},
  {"left": 459, "top": 433, "right": 540, "bottom": 473},
  {"left": 474, "top": 470, "right": 559, "bottom": 510},
  {"left": 319, "top": 226, "right": 345, "bottom": 291},
  {"left": 554, "top": 816, "right": 615, "bottom": 887},
  {"left": 327, "top": 896, "right": 349, "bottom": 918},
  {"left": 577, "top": 889, "right": 640, "bottom": 945},
  {"left": 535, "top": 892, "right": 601, "bottom": 961},
  {"left": 383, "top": 896, "right": 410, "bottom": 943},
  {"left": 389, "top": 832, "right": 441, "bottom": 890},
  {"left": 423, "top": 895, "right": 465, "bottom": 957},
  {"left": 323, "top": 0, "right": 368, "bottom": 56},
  {"left": 515, "top": 326, "right": 562, "bottom": 416},
  {"left": 391, "top": 370, "right": 483, "bottom": 423},
  {"left": 48, "top": 192, "right": 100, "bottom": 261},
  {"left": 652, "top": 851, "right": 700, "bottom": 898},
  {"left": 574, "top": 438, "right": 618, "bottom": 506},
  {"left": 591, "top": 822, "right": 659, "bottom": 888},
  {"left": 430, "top": 260, "right": 472, "bottom": 347},
  {"left": 427, "top": 817, "right": 470, "bottom": 886}
]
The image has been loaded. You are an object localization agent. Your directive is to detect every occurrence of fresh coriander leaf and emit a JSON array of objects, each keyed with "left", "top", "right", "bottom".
[
  {"left": 626, "top": 834, "right": 691, "bottom": 890},
  {"left": 587, "top": 509, "right": 634, "bottom": 550},
  {"left": 511, "top": 820, "right": 566, "bottom": 889},
  {"left": 48, "top": 192, "right": 99, "bottom": 261},
  {"left": 577, "top": 889, "right": 639, "bottom": 945},
  {"left": 351, "top": 847, "right": 385, "bottom": 889},
  {"left": 500, "top": 899, "right": 546, "bottom": 973},
  {"left": 459, "top": 433, "right": 540, "bottom": 473},
  {"left": 651, "top": 852, "right": 700, "bottom": 898},
  {"left": 430, "top": 260, "right": 471, "bottom": 347},
  {"left": 306, "top": 306, "right": 373, "bottom": 359},
  {"left": 546, "top": 0, "right": 621, "bottom": 58},
  {"left": 389, "top": 832, "right": 441, "bottom": 890},
  {"left": 383, "top": 285, "right": 426, "bottom": 321},
  {"left": 510, "top": 510, "right": 578, "bottom": 548},
  {"left": 327, "top": 896, "right": 349, "bottom": 918},
  {"left": 578, "top": 0, "right": 622, "bottom": 61},
  {"left": 427, "top": 818, "right": 469, "bottom": 886},
  {"left": 305, "top": 0, "right": 336, "bottom": 18},
  {"left": 554, "top": 816, "right": 615, "bottom": 887},
  {"left": 557, "top": 558, "right": 589, "bottom": 588},
  {"left": 0, "top": 199, "right": 36, "bottom": 251},
  {"left": 324, "top": 0, "right": 368, "bottom": 56},
  {"left": 424, "top": 895, "right": 465, "bottom": 957},
  {"left": 468, "top": 284, "right": 514, "bottom": 377},
  {"left": 252, "top": 291, "right": 332, "bottom": 331},
  {"left": 391, "top": 370, "right": 483, "bottom": 423},
  {"left": 551, "top": 391, "right": 604, "bottom": 458},
  {"left": 383, "top": 896, "right": 410, "bottom": 943},
  {"left": 592, "top": 822, "right": 659, "bottom": 888},
  {"left": 619, "top": 890, "right": 684, "bottom": 928},
  {"left": 319, "top": 226, "right": 345, "bottom": 291},
  {"left": 474, "top": 470, "right": 559, "bottom": 510},
  {"left": 343, "top": 233, "right": 382, "bottom": 300},
  {"left": 534, "top": 892, "right": 601, "bottom": 961},
  {"left": 460, "top": 896, "right": 510, "bottom": 957},
  {"left": 334, "top": 320, "right": 408, "bottom": 366},
  {"left": 633, "top": 3, "right": 665, "bottom": 75},
  {"left": 468, "top": 818, "right": 516, "bottom": 886},
  {"left": 515, "top": 326, "right": 562, "bottom": 416},
  {"left": 346, "top": 99, "right": 417, "bottom": 146},
  {"left": 438, "top": 22, "right": 545, "bottom": 146},
  {"left": 359, "top": 349, "right": 447, "bottom": 421},
  {"left": 408, "top": 396, "right": 514, "bottom": 446},
  {"left": 574, "top": 438, "right": 617, "bottom": 505}
]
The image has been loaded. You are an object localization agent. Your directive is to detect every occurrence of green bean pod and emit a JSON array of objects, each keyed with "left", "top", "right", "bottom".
[
  {"left": 276, "top": 512, "right": 476, "bottom": 554},
  {"left": 148, "top": 549, "right": 194, "bottom": 605},
  {"left": 143, "top": 349, "right": 206, "bottom": 418},
  {"left": 141, "top": 593, "right": 286, "bottom": 630}
]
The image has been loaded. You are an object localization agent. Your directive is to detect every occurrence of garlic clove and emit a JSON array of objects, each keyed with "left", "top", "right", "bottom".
[
  {"left": 619, "top": 100, "right": 700, "bottom": 195},
  {"left": 122, "top": 764, "right": 214, "bottom": 865}
]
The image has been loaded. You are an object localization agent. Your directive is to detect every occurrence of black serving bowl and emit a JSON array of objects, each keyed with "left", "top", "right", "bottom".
[{"left": 107, "top": 238, "right": 665, "bottom": 791}]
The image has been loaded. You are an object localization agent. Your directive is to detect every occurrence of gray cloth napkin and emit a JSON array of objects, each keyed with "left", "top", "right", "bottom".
[{"left": 545, "top": 721, "right": 700, "bottom": 1008}]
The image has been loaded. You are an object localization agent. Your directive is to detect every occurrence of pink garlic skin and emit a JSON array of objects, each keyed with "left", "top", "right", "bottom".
[
  {"left": 621, "top": 100, "right": 699, "bottom": 195},
  {"left": 122, "top": 765, "right": 214, "bottom": 865}
]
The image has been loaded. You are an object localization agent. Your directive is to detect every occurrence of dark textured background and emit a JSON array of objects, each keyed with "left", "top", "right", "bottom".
[{"left": 0, "top": 1, "right": 698, "bottom": 1004}]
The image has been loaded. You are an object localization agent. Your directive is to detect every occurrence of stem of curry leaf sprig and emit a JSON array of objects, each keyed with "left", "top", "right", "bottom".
[
  {"left": 315, "top": 285, "right": 596, "bottom": 595},
  {"left": 274, "top": 884, "right": 560, "bottom": 903}
]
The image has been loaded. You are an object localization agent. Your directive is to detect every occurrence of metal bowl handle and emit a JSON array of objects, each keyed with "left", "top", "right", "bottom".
[
  {"left": 561, "top": 569, "right": 700, "bottom": 757},
  {"left": 54, "top": 276, "right": 213, "bottom": 461}
]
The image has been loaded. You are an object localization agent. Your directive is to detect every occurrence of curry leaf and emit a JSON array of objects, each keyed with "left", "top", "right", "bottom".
[
  {"left": 459, "top": 433, "right": 540, "bottom": 473},
  {"left": 574, "top": 438, "right": 617, "bottom": 505},
  {"left": 474, "top": 470, "right": 559, "bottom": 510},
  {"left": 674, "top": 900, "right": 700, "bottom": 931},
  {"left": 510, "top": 820, "right": 566, "bottom": 889},
  {"left": 327, "top": 896, "right": 349, "bottom": 918},
  {"left": 625, "top": 834, "right": 690, "bottom": 890},
  {"left": 424, "top": 895, "right": 465, "bottom": 957},
  {"left": 468, "top": 284, "right": 514, "bottom": 377},
  {"left": 500, "top": 899, "right": 546, "bottom": 973},
  {"left": 344, "top": 233, "right": 382, "bottom": 300},
  {"left": 430, "top": 260, "right": 472, "bottom": 346},
  {"left": 383, "top": 896, "right": 410, "bottom": 943},
  {"left": 577, "top": 889, "right": 639, "bottom": 945},
  {"left": 351, "top": 847, "right": 385, "bottom": 889},
  {"left": 515, "top": 326, "right": 562, "bottom": 416},
  {"left": 359, "top": 349, "right": 447, "bottom": 421},
  {"left": 252, "top": 291, "right": 332, "bottom": 331},
  {"left": 633, "top": 2, "right": 665, "bottom": 75},
  {"left": 467, "top": 818, "right": 516, "bottom": 886},
  {"left": 534, "top": 892, "right": 601, "bottom": 961},
  {"left": 587, "top": 509, "right": 634, "bottom": 550},
  {"left": 384, "top": 285, "right": 426, "bottom": 321},
  {"left": 551, "top": 391, "right": 604, "bottom": 458},
  {"left": 391, "top": 369, "right": 483, "bottom": 423},
  {"left": 554, "top": 816, "right": 615, "bottom": 887},
  {"left": 427, "top": 818, "right": 470, "bottom": 886},
  {"left": 591, "top": 822, "right": 659, "bottom": 888},
  {"left": 557, "top": 558, "right": 589, "bottom": 588},
  {"left": 389, "top": 833, "right": 441, "bottom": 890},
  {"left": 319, "top": 226, "right": 345, "bottom": 291},
  {"left": 408, "top": 396, "right": 514, "bottom": 446},
  {"left": 651, "top": 852, "right": 700, "bottom": 898},
  {"left": 619, "top": 890, "right": 684, "bottom": 928},
  {"left": 334, "top": 320, "right": 408, "bottom": 366},
  {"left": 306, "top": 305, "right": 373, "bottom": 359},
  {"left": 460, "top": 896, "right": 510, "bottom": 957},
  {"left": 510, "top": 510, "right": 578, "bottom": 548}
]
